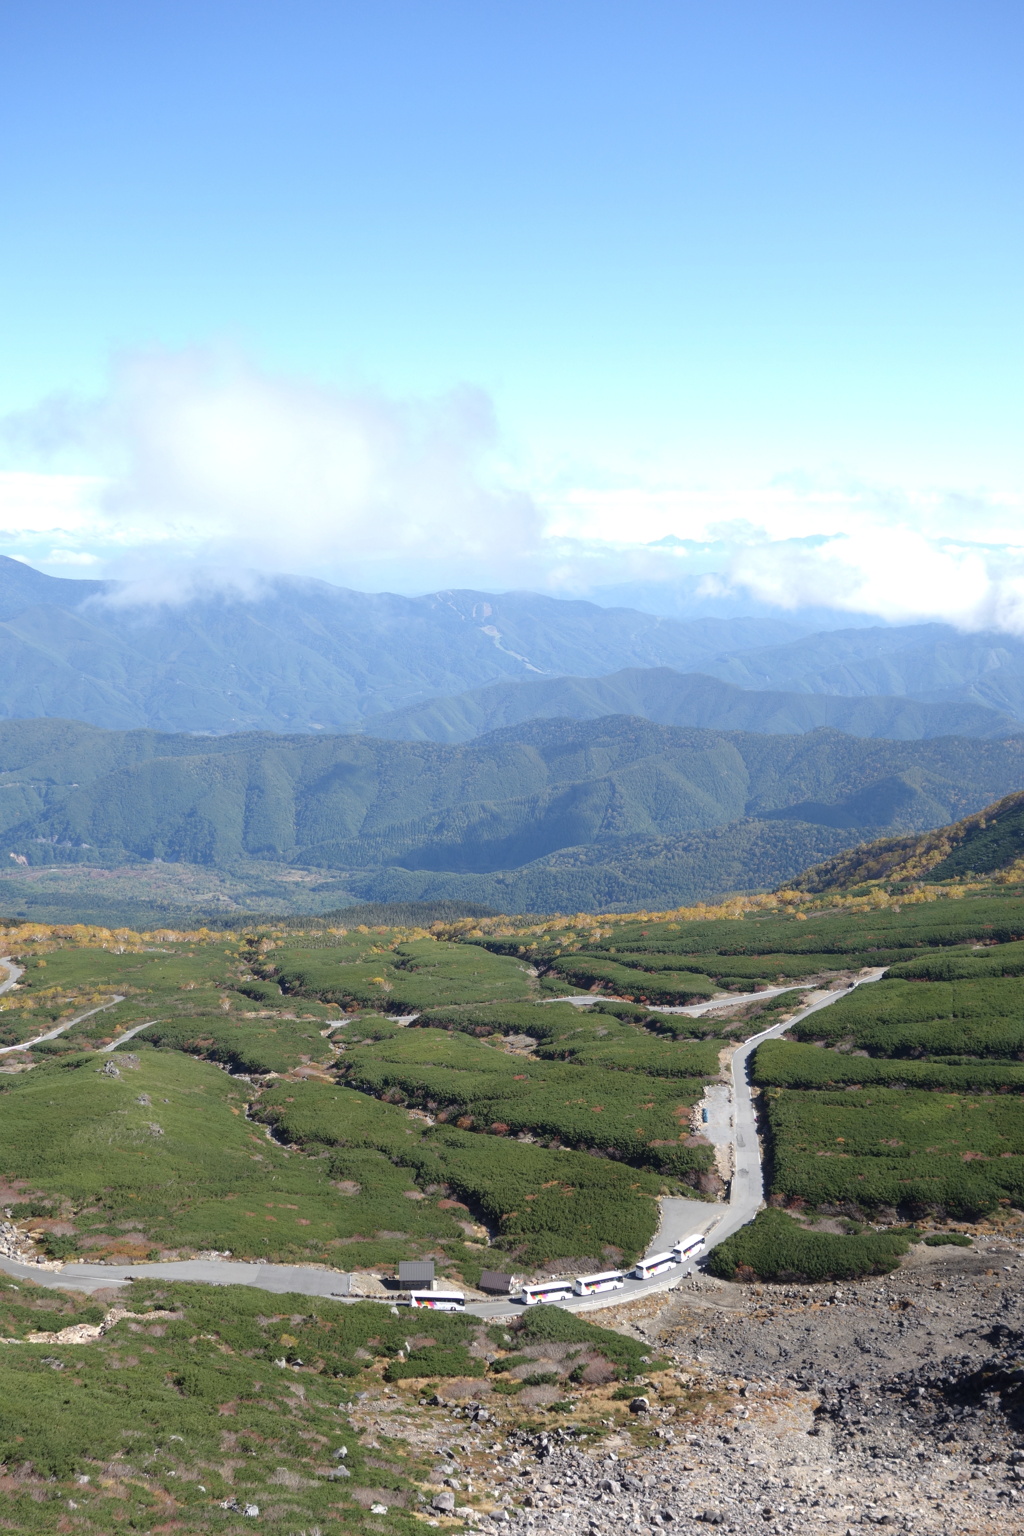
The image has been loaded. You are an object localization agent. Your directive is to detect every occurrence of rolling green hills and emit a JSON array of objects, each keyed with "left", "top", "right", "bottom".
[
  {"left": 0, "top": 715, "right": 1023, "bottom": 914},
  {"left": 363, "top": 666, "right": 1016, "bottom": 742}
]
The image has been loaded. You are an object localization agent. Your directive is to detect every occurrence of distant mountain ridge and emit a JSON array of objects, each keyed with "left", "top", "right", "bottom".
[
  {"left": 704, "top": 623, "right": 1024, "bottom": 717},
  {"left": 4, "top": 557, "right": 1024, "bottom": 737},
  {"left": 0, "top": 557, "right": 807, "bottom": 734},
  {"left": 1, "top": 714, "right": 1023, "bottom": 912},
  {"left": 362, "top": 666, "right": 1016, "bottom": 743}
]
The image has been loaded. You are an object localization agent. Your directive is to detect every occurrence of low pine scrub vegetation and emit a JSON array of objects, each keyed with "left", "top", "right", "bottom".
[
  {"left": 753, "top": 1040, "right": 1024, "bottom": 1093},
  {"left": 258, "top": 1079, "right": 663, "bottom": 1267},
  {"left": 0, "top": 1272, "right": 663, "bottom": 1534},
  {"left": 267, "top": 937, "right": 535, "bottom": 1011},
  {"left": 0, "top": 1047, "right": 476, "bottom": 1269},
  {"left": 707, "top": 1209, "right": 910, "bottom": 1282},
  {"left": 544, "top": 953, "right": 719, "bottom": 1002},
  {"left": 763, "top": 1085, "right": 1024, "bottom": 1218},
  {"left": 144, "top": 1014, "right": 336, "bottom": 1075},
  {"left": 748, "top": 917, "right": 1024, "bottom": 1218},
  {"left": 336, "top": 1025, "right": 714, "bottom": 1181},
  {"left": 417, "top": 1000, "right": 723, "bottom": 1070},
  {"left": 788, "top": 976, "right": 1024, "bottom": 1058}
]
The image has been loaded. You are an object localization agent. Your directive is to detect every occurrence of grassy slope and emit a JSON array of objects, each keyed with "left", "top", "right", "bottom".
[
  {"left": 2, "top": 898, "right": 1023, "bottom": 1270},
  {"left": 0, "top": 1272, "right": 658, "bottom": 1535},
  {"left": 4, "top": 888, "right": 1024, "bottom": 1523},
  {"left": 0, "top": 926, "right": 684, "bottom": 1271}
]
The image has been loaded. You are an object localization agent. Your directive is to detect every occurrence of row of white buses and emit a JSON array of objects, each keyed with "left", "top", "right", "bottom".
[
  {"left": 405, "top": 1233, "right": 708, "bottom": 1310},
  {"left": 521, "top": 1232, "right": 707, "bottom": 1304}
]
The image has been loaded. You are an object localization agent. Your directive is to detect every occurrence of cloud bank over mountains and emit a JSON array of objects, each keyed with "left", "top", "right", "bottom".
[{"left": 1, "top": 346, "right": 1022, "bottom": 631}]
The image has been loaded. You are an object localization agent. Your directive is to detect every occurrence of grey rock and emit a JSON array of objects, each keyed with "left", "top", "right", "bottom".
[{"left": 432, "top": 1491, "right": 456, "bottom": 1512}]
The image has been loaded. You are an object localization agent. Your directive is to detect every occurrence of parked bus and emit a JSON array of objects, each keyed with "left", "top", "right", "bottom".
[
  {"left": 408, "top": 1290, "right": 465, "bottom": 1311},
  {"left": 672, "top": 1233, "right": 706, "bottom": 1263},
  {"left": 573, "top": 1270, "right": 626, "bottom": 1296},
  {"left": 632, "top": 1250, "right": 678, "bottom": 1280},
  {"left": 520, "top": 1279, "right": 574, "bottom": 1306}
]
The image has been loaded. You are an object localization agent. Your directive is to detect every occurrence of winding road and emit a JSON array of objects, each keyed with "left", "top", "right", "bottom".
[
  {"left": 0, "top": 959, "right": 22, "bottom": 1008},
  {"left": 0, "top": 972, "right": 886, "bottom": 1308},
  {"left": 0, "top": 961, "right": 125, "bottom": 1057}
]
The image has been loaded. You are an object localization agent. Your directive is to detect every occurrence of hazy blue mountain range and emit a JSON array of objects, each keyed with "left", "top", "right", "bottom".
[
  {"left": 363, "top": 666, "right": 1016, "bottom": 743},
  {"left": 703, "top": 623, "right": 1024, "bottom": 716},
  {"left": 4, "top": 557, "right": 1024, "bottom": 737},
  {"left": 1, "top": 715, "right": 1022, "bottom": 913},
  {"left": 0, "top": 556, "right": 808, "bottom": 733}
]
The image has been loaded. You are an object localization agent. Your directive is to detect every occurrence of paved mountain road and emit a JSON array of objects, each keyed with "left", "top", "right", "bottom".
[
  {"left": 555, "top": 983, "right": 808, "bottom": 1015},
  {"left": 0, "top": 977, "right": 123, "bottom": 1057},
  {"left": 697, "top": 969, "right": 887, "bottom": 1250},
  {"left": 97, "top": 1019, "right": 160, "bottom": 1052},
  {"left": 0, "top": 973, "right": 886, "bottom": 1309},
  {"left": 0, "top": 959, "right": 22, "bottom": 1008}
]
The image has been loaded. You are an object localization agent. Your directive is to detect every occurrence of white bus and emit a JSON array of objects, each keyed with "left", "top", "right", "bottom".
[
  {"left": 672, "top": 1233, "right": 706, "bottom": 1263},
  {"left": 632, "top": 1250, "right": 678, "bottom": 1280},
  {"left": 520, "top": 1279, "right": 574, "bottom": 1306},
  {"left": 408, "top": 1290, "right": 465, "bottom": 1311},
  {"left": 573, "top": 1270, "right": 626, "bottom": 1296}
]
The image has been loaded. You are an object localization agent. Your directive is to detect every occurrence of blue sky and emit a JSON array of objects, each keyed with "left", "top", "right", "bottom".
[{"left": 1, "top": 1, "right": 1022, "bottom": 624}]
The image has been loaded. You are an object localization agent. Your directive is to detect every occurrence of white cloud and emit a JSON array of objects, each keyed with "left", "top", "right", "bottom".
[
  {"left": 0, "top": 471, "right": 103, "bottom": 533},
  {"left": 3, "top": 348, "right": 1024, "bottom": 635},
  {"left": 0, "top": 348, "right": 546, "bottom": 598},
  {"left": 725, "top": 529, "right": 1024, "bottom": 633},
  {"left": 44, "top": 547, "right": 101, "bottom": 566},
  {"left": 543, "top": 477, "right": 1024, "bottom": 633}
]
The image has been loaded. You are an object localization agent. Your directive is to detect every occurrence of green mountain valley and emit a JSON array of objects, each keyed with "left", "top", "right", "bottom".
[{"left": 1, "top": 714, "right": 1023, "bottom": 923}]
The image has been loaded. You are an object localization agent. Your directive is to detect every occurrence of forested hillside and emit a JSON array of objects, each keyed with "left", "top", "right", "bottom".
[
  {"left": 0, "top": 557, "right": 804, "bottom": 733},
  {"left": 1, "top": 715, "right": 1023, "bottom": 913},
  {"left": 788, "top": 789, "right": 1024, "bottom": 893},
  {"left": 706, "top": 622, "right": 1024, "bottom": 717},
  {"left": 364, "top": 666, "right": 1015, "bottom": 742},
  {"left": 5, "top": 557, "right": 1024, "bottom": 737}
]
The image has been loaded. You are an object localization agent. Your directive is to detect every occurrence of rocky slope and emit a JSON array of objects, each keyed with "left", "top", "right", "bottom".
[{"left": 349, "top": 1231, "right": 1024, "bottom": 1535}]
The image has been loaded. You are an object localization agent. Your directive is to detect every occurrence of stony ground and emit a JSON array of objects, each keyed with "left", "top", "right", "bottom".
[{"left": 345, "top": 1232, "right": 1024, "bottom": 1535}]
